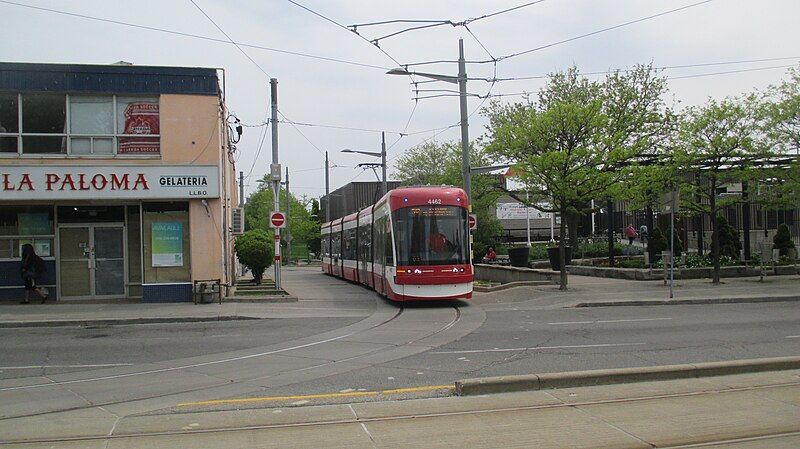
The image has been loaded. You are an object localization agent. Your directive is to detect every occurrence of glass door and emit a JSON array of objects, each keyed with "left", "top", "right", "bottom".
[
  {"left": 58, "top": 226, "right": 92, "bottom": 298},
  {"left": 59, "top": 224, "right": 126, "bottom": 299},
  {"left": 93, "top": 226, "right": 125, "bottom": 297}
]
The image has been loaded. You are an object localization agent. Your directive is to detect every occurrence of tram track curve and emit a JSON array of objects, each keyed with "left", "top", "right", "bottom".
[{"left": 0, "top": 302, "right": 479, "bottom": 422}]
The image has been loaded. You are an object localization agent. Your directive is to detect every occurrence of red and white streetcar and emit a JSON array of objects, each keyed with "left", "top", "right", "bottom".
[{"left": 321, "top": 186, "right": 472, "bottom": 301}]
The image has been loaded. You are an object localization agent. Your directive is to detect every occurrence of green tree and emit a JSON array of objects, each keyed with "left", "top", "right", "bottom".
[
  {"left": 394, "top": 141, "right": 503, "bottom": 261},
  {"left": 754, "top": 66, "right": 800, "bottom": 209},
  {"left": 674, "top": 97, "right": 761, "bottom": 283},
  {"left": 484, "top": 66, "right": 670, "bottom": 289},
  {"left": 244, "top": 178, "right": 320, "bottom": 258},
  {"left": 307, "top": 199, "right": 322, "bottom": 256},
  {"left": 234, "top": 230, "right": 274, "bottom": 284}
]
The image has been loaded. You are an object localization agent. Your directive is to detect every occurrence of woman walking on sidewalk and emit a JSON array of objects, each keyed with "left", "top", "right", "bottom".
[{"left": 20, "top": 243, "right": 49, "bottom": 304}]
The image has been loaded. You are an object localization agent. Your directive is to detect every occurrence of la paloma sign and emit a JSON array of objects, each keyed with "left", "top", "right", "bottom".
[{"left": 1, "top": 165, "right": 220, "bottom": 200}]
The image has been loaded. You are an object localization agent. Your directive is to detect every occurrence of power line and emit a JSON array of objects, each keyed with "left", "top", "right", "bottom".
[
  {"left": 485, "top": 63, "right": 799, "bottom": 98},
  {"left": 188, "top": 0, "right": 332, "bottom": 178},
  {"left": 490, "top": 0, "right": 715, "bottom": 62},
  {"left": 0, "top": 0, "right": 390, "bottom": 71},
  {"left": 278, "top": 119, "right": 407, "bottom": 136},
  {"left": 668, "top": 64, "right": 796, "bottom": 80},
  {"left": 348, "top": 0, "right": 546, "bottom": 48},
  {"left": 284, "top": 0, "right": 405, "bottom": 69},
  {"left": 461, "top": 0, "right": 546, "bottom": 25},
  {"left": 490, "top": 56, "right": 800, "bottom": 82},
  {"left": 189, "top": 0, "right": 270, "bottom": 78}
]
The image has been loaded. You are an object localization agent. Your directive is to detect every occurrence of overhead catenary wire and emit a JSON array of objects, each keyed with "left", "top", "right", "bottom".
[
  {"left": 0, "top": 0, "right": 391, "bottom": 71},
  {"left": 488, "top": 56, "right": 800, "bottom": 82},
  {"left": 482, "top": 63, "right": 800, "bottom": 99},
  {"left": 488, "top": 0, "right": 716, "bottom": 63}
]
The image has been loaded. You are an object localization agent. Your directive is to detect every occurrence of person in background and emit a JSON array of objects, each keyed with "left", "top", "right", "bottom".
[
  {"left": 20, "top": 244, "right": 48, "bottom": 304},
  {"left": 483, "top": 246, "right": 497, "bottom": 263},
  {"left": 639, "top": 224, "right": 649, "bottom": 244},
  {"left": 624, "top": 225, "right": 638, "bottom": 245}
]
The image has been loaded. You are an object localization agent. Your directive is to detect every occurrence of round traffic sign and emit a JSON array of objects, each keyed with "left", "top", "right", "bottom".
[
  {"left": 270, "top": 212, "right": 286, "bottom": 228},
  {"left": 468, "top": 214, "right": 477, "bottom": 230}
]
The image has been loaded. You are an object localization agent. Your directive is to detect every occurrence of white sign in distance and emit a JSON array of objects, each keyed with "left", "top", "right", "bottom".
[
  {"left": 496, "top": 202, "right": 553, "bottom": 221},
  {"left": 0, "top": 165, "right": 220, "bottom": 200}
]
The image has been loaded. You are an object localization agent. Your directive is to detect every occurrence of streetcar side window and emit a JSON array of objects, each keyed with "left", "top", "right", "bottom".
[
  {"left": 374, "top": 216, "right": 385, "bottom": 266},
  {"left": 385, "top": 217, "right": 394, "bottom": 266}
]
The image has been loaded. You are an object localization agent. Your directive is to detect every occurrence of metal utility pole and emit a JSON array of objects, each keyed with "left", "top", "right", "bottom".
[
  {"left": 457, "top": 38, "right": 471, "bottom": 208},
  {"left": 270, "top": 78, "right": 281, "bottom": 289},
  {"left": 669, "top": 188, "right": 675, "bottom": 299},
  {"left": 285, "top": 166, "right": 291, "bottom": 266},
  {"left": 381, "top": 132, "right": 387, "bottom": 196},
  {"left": 324, "top": 151, "right": 330, "bottom": 222},
  {"left": 239, "top": 171, "right": 244, "bottom": 207},
  {"left": 526, "top": 191, "right": 531, "bottom": 247}
]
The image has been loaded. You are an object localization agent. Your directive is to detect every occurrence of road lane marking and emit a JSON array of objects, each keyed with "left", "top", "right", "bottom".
[
  {"left": 432, "top": 343, "right": 646, "bottom": 354},
  {"left": 547, "top": 318, "right": 673, "bottom": 325},
  {"left": 176, "top": 384, "right": 454, "bottom": 407},
  {"left": 0, "top": 364, "right": 133, "bottom": 369},
  {"left": 786, "top": 335, "right": 800, "bottom": 339}
]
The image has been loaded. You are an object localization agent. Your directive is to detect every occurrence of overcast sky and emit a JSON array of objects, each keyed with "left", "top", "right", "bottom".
[{"left": 3, "top": 0, "right": 799, "bottom": 199}]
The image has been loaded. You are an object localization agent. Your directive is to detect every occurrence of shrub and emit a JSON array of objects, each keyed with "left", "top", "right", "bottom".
[
  {"left": 712, "top": 215, "right": 741, "bottom": 260},
  {"left": 649, "top": 225, "right": 682, "bottom": 258},
  {"left": 773, "top": 224, "right": 796, "bottom": 257},
  {"left": 528, "top": 244, "right": 549, "bottom": 260},
  {"left": 234, "top": 230, "right": 274, "bottom": 284}
]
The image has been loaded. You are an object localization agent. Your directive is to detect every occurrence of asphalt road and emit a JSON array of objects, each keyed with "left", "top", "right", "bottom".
[{"left": 0, "top": 267, "right": 798, "bottom": 422}]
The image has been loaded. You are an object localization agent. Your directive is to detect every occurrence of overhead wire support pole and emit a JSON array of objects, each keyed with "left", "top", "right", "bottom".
[
  {"left": 285, "top": 166, "right": 291, "bottom": 266},
  {"left": 458, "top": 38, "right": 471, "bottom": 208},
  {"left": 270, "top": 78, "right": 282, "bottom": 289},
  {"left": 325, "top": 151, "right": 330, "bottom": 222},
  {"left": 381, "top": 132, "right": 388, "bottom": 196}
]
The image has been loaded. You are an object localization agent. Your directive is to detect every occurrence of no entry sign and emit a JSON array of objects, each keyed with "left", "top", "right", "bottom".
[
  {"left": 270, "top": 211, "right": 286, "bottom": 229},
  {"left": 468, "top": 214, "right": 477, "bottom": 231}
]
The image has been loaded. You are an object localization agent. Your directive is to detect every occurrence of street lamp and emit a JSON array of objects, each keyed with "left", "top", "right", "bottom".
[
  {"left": 341, "top": 132, "right": 387, "bottom": 196},
  {"left": 387, "top": 38, "right": 471, "bottom": 208}
]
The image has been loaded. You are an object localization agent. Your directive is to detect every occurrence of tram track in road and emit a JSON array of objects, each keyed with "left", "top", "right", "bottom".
[
  {"left": 3, "top": 380, "right": 798, "bottom": 446},
  {"left": 0, "top": 302, "right": 475, "bottom": 422}
]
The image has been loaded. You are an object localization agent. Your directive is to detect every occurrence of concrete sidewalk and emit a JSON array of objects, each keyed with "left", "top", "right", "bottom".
[
  {"left": 2, "top": 268, "right": 797, "bottom": 326},
  {"left": 2, "top": 369, "right": 798, "bottom": 448},
  {"left": 475, "top": 273, "right": 800, "bottom": 307}
]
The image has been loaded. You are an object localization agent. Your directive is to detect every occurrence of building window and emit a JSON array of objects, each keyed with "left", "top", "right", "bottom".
[
  {"left": 142, "top": 202, "right": 190, "bottom": 284},
  {"left": 0, "top": 93, "right": 19, "bottom": 153},
  {"left": 69, "top": 96, "right": 114, "bottom": 155},
  {"left": 0, "top": 206, "right": 55, "bottom": 261},
  {"left": 0, "top": 93, "right": 160, "bottom": 157},
  {"left": 22, "top": 93, "right": 67, "bottom": 154}
]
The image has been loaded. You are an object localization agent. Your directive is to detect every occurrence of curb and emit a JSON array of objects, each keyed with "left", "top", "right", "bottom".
[
  {"left": 0, "top": 315, "right": 264, "bottom": 329},
  {"left": 473, "top": 280, "right": 552, "bottom": 293},
  {"left": 574, "top": 295, "right": 800, "bottom": 307},
  {"left": 454, "top": 356, "right": 800, "bottom": 396},
  {"left": 224, "top": 295, "right": 298, "bottom": 303}
]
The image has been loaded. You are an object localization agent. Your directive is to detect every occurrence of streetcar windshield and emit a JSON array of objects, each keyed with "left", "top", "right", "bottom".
[{"left": 392, "top": 206, "right": 468, "bottom": 266}]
